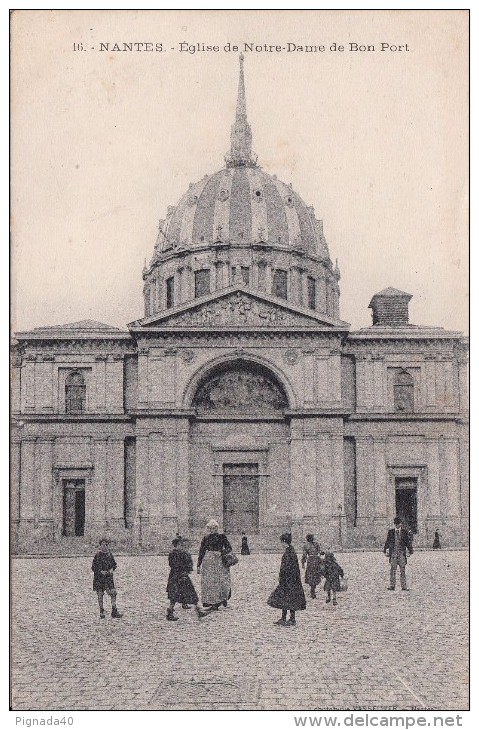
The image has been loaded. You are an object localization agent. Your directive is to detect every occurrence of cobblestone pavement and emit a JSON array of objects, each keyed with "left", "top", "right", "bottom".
[{"left": 11, "top": 550, "right": 468, "bottom": 711}]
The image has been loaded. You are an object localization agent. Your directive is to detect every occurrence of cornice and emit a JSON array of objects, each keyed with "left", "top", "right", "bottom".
[
  {"left": 11, "top": 413, "right": 132, "bottom": 423},
  {"left": 346, "top": 412, "right": 466, "bottom": 423}
]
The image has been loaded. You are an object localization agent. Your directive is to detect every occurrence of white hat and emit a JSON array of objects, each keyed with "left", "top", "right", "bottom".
[{"left": 206, "top": 519, "right": 219, "bottom": 532}]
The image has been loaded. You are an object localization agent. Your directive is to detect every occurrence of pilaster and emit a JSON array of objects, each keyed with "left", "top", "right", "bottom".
[
  {"left": 38, "top": 437, "right": 55, "bottom": 521},
  {"left": 106, "top": 438, "right": 125, "bottom": 527},
  {"left": 91, "top": 438, "right": 107, "bottom": 535},
  {"left": 175, "top": 420, "right": 191, "bottom": 535}
]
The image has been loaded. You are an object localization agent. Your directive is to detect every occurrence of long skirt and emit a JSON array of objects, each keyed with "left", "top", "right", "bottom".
[
  {"left": 267, "top": 581, "right": 306, "bottom": 611},
  {"left": 200, "top": 551, "right": 231, "bottom": 606},
  {"left": 167, "top": 572, "right": 199, "bottom": 604},
  {"left": 305, "top": 556, "right": 322, "bottom": 587}
]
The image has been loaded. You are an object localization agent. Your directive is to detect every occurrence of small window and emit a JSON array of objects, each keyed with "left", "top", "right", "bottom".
[
  {"left": 272, "top": 269, "right": 288, "bottom": 300},
  {"left": 257, "top": 263, "right": 266, "bottom": 290},
  {"left": 307, "top": 276, "right": 316, "bottom": 309},
  {"left": 65, "top": 371, "right": 86, "bottom": 414},
  {"left": 394, "top": 370, "right": 414, "bottom": 412},
  {"left": 166, "top": 276, "right": 175, "bottom": 309},
  {"left": 241, "top": 267, "right": 250, "bottom": 285},
  {"left": 195, "top": 269, "right": 210, "bottom": 298}
]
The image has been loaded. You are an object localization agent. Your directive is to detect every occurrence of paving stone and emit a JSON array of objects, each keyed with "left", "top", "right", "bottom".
[{"left": 11, "top": 550, "right": 468, "bottom": 710}]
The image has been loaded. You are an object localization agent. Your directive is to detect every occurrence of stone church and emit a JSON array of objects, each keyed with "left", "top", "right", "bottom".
[{"left": 11, "top": 56, "right": 468, "bottom": 553}]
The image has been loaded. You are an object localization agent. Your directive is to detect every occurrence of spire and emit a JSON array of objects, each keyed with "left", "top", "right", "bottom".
[
  {"left": 226, "top": 54, "right": 257, "bottom": 168},
  {"left": 236, "top": 51, "right": 247, "bottom": 118}
]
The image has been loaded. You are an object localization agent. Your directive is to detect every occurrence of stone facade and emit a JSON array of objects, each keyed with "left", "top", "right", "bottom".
[{"left": 11, "top": 57, "right": 468, "bottom": 553}]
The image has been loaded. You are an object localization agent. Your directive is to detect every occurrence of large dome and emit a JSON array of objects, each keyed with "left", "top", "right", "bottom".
[
  {"left": 158, "top": 166, "right": 328, "bottom": 257},
  {"left": 142, "top": 54, "right": 340, "bottom": 321}
]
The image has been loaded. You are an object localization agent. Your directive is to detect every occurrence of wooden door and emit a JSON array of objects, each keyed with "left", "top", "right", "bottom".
[{"left": 223, "top": 463, "right": 259, "bottom": 533}]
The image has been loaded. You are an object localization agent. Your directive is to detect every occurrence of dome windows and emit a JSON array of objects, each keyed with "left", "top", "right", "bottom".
[
  {"left": 307, "top": 276, "right": 316, "bottom": 310},
  {"left": 272, "top": 269, "right": 288, "bottom": 300},
  {"left": 166, "top": 276, "right": 175, "bottom": 309},
  {"left": 195, "top": 269, "right": 211, "bottom": 298}
]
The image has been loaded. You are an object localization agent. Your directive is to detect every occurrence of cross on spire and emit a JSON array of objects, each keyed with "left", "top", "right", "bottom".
[{"left": 226, "top": 54, "right": 257, "bottom": 168}]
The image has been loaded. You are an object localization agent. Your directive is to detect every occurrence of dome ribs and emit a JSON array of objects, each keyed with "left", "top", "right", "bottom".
[
  {"left": 212, "top": 170, "right": 234, "bottom": 243},
  {"left": 262, "top": 174, "right": 289, "bottom": 246},
  {"left": 191, "top": 174, "right": 221, "bottom": 246},
  {"left": 164, "top": 202, "right": 183, "bottom": 250},
  {"left": 177, "top": 177, "right": 211, "bottom": 248},
  {"left": 229, "top": 168, "right": 252, "bottom": 245},
  {"left": 271, "top": 178, "right": 302, "bottom": 248},
  {"left": 295, "top": 198, "right": 316, "bottom": 253},
  {"left": 248, "top": 168, "right": 269, "bottom": 243}
]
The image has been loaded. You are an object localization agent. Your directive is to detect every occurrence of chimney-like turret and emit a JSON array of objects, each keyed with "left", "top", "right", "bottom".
[{"left": 368, "top": 287, "right": 413, "bottom": 326}]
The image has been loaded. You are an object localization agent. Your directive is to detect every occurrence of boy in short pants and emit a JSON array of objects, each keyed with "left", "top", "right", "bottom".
[{"left": 92, "top": 538, "right": 122, "bottom": 619}]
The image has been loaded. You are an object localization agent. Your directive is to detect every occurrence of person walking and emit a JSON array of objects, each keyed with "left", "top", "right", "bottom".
[
  {"left": 322, "top": 552, "right": 344, "bottom": 606},
  {"left": 267, "top": 533, "right": 306, "bottom": 626},
  {"left": 241, "top": 531, "right": 251, "bottom": 555},
  {"left": 91, "top": 538, "right": 123, "bottom": 619},
  {"left": 166, "top": 537, "right": 208, "bottom": 621},
  {"left": 384, "top": 516, "right": 414, "bottom": 591},
  {"left": 197, "top": 519, "right": 232, "bottom": 610},
  {"left": 301, "top": 533, "right": 322, "bottom": 598},
  {"left": 433, "top": 530, "right": 441, "bottom": 550}
]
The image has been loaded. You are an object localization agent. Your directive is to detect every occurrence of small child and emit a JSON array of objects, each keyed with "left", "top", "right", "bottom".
[
  {"left": 322, "top": 551, "right": 344, "bottom": 606},
  {"left": 166, "top": 537, "right": 208, "bottom": 621},
  {"left": 92, "top": 538, "right": 122, "bottom": 619},
  {"left": 241, "top": 531, "right": 251, "bottom": 555}
]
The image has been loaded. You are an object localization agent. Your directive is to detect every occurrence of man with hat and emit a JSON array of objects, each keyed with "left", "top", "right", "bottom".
[{"left": 384, "top": 517, "right": 414, "bottom": 591}]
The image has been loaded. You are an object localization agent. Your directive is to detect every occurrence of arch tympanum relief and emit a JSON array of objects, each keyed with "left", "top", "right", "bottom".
[{"left": 192, "top": 361, "right": 288, "bottom": 416}]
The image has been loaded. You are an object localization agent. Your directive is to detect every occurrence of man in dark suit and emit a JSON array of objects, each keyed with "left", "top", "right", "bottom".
[{"left": 384, "top": 517, "right": 414, "bottom": 591}]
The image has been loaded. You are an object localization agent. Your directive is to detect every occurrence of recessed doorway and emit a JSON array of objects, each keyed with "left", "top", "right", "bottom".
[
  {"left": 63, "top": 479, "right": 85, "bottom": 537},
  {"left": 395, "top": 477, "right": 418, "bottom": 533},
  {"left": 223, "top": 463, "right": 259, "bottom": 533}
]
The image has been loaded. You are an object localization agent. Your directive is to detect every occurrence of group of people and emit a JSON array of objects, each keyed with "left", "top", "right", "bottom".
[
  {"left": 91, "top": 516, "right": 417, "bottom": 624},
  {"left": 266, "top": 533, "right": 344, "bottom": 626}
]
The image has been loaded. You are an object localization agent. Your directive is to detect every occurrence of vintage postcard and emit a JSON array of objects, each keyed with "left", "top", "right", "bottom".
[{"left": 10, "top": 10, "right": 468, "bottom": 715}]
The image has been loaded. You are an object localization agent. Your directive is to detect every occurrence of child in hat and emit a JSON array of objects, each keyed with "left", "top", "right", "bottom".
[
  {"left": 322, "top": 551, "right": 344, "bottom": 606},
  {"left": 92, "top": 538, "right": 122, "bottom": 619}
]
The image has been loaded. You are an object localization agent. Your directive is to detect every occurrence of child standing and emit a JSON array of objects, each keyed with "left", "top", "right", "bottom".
[
  {"left": 241, "top": 531, "right": 251, "bottom": 555},
  {"left": 92, "top": 538, "right": 122, "bottom": 619},
  {"left": 322, "top": 552, "right": 344, "bottom": 606},
  {"left": 301, "top": 533, "right": 322, "bottom": 598},
  {"left": 166, "top": 537, "right": 208, "bottom": 621}
]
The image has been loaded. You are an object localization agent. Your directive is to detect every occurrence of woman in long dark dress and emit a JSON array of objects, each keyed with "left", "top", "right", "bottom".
[
  {"left": 241, "top": 531, "right": 250, "bottom": 555},
  {"left": 433, "top": 530, "right": 441, "bottom": 549},
  {"left": 166, "top": 537, "right": 207, "bottom": 621},
  {"left": 301, "top": 533, "right": 322, "bottom": 598},
  {"left": 197, "top": 519, "right": 232, "bottom": 610},
  {"left": 267, "top": 533, "right": 306, "bottom": 626}
]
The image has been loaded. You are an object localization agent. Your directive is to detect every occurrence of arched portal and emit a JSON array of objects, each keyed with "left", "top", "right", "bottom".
[
  {"left": 188, "top": 359, "right": 292, "bottom": 537},
  {"left": 192, "top": 360, "right": 289, "bottom": 416}
]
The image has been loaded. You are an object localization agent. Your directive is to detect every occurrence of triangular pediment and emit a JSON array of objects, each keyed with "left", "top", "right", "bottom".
[{"left": 129, "top": 286, "right": 349, "bottom": 330}]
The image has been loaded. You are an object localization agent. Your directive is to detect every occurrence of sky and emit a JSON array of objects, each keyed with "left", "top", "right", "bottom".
[{"left": 11, "top": 9, "right": 468, "bottom": 334}]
